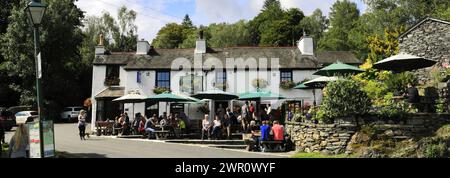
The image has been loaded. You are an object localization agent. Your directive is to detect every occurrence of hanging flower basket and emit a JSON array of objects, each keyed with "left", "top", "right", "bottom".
[
  {"left": 280, "top": 80, "right": 296, "bottom": 89},
  {"left": 153, "top": 87, "right": 171, "bottom": 94},
  {"left": 252, "top": 78, "right": 268, "bottom": 88}
]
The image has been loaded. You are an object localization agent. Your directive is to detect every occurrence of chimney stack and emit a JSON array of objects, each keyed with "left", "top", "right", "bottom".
[
  {"left": 298, "top": 34, "right": 314, "bottom": 56},
  {"left": 195, "top": 30, "right": 206, "bottom": 54},
  {"left": 95, "top": 33, "right": 106, "bottom": 55},
  {"left": 136, "top": 39, "right": 150, "bottom": 55}
]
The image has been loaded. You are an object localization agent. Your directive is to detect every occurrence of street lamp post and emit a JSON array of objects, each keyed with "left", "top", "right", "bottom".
[{"left": 25, "top": 0, "right": 47, "bottom": 158}]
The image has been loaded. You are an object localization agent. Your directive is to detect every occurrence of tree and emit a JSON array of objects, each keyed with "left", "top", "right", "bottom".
[
  {"left": 152, "top": 23, "right": 184, "bottom": 48},
  {"left": 0, "top": 0, "right": 86, "bottom": 118},
  {"left": 112, "top": 6, "right": 137, "bottom": 52},
  {"left": 207, "top": 20, "right": 252, "bottom": 47},
  {"left": 181, "top": 14, "right": 194, "bottom": 29},
  {"left": 318, "top": 0, "right": 360, "bottom": 51},
  {"left": 300, "top": 9, "right": 328, "bottom": 47},
  {"left": 0, "top": 0, "right": 21, "bottom": 106}
]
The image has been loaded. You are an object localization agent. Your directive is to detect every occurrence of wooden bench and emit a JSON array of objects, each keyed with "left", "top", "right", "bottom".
[
  {"left": 96, "top": 121, "right": 114, "bottom": 136},
  {"left": 154, "top": 130, "right": 170, "bottom": 140},
  {"left": 260, "top": 140, "right": 285, "bottom": 152}
]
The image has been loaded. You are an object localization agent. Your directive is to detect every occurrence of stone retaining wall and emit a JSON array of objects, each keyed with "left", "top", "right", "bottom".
[{"left": 285, "top": 113, "right": 450, "bottom": 154}]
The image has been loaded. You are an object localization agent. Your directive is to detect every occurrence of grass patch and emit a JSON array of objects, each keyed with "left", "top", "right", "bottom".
[{"left": 291, "top": 152, "right": 350, "bottom": 158}]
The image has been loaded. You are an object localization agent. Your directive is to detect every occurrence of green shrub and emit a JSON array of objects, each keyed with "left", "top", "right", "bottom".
[
  {"left": 385, "top": 72, "right": 418, "bottom": 94},
  {"left": 377, "top": 93, "right": 408, "bottom": 119},
  {"left": 424, "top": 142, "right": 447, "bottom": 158},
  {"left": 435, "top": 98, "right": 446, "bottom": 113},
  {"left": 318, "top": 79, "right": 371, "bottom": 120}
]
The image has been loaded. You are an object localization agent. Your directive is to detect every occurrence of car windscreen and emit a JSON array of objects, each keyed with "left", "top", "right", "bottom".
[
  {"left": 74, "top": 108, "right": 83, "bottom": 111},
  {"left": 63, "top": 108, "right": 72, "bottom": 112},
  {"left": 30, "top": 112, "right": 38, "bottom": 116}
]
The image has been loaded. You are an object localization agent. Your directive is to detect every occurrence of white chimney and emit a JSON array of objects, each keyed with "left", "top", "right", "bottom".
[
  {"left": 95, "top": 46, "right": 105, "bottom": 55},
  {"left": 136, "top": 39, "right": 150, "bottom": 55},
  {"left": 195, "top": 30, "right": 206, "bottom": 54},
  {"left": 298, "top": 36, "right": 314, "bottom": 55}
]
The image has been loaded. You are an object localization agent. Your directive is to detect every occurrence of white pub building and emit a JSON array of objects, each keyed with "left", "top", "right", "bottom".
[{"left": 90, "top": 32, "right": 360, "bottom": 131}]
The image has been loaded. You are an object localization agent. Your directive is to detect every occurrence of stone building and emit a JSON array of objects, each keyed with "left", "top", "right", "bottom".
[{"left": 398, "top": 17, "right": 450, "bottom": 82}]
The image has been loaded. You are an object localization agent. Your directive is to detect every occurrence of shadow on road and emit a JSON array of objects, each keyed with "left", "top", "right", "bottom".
[{"left": 57, "top": 151, "right": 108, "bottom": 158}]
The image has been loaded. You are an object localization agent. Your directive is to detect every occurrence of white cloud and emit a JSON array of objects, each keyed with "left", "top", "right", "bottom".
[{"left": 75, "top": 0, "right": 180, "bottom": 43}]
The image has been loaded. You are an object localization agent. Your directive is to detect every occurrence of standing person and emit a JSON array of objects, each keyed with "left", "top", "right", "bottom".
[
  {"left": 249, "top": 103, "right": 255, "bottom": 116},
  {"left": 8, "top": 124, "right": 29, "bottom": 158},
  {"left": 216, "top": 104, "right": 226, "bottom": 120},
  {"left": 265, "top": 104, "right": 272, "bottom": 120},
  {"left": 241, "top": 101, "right": 250, "bottom": 131},
  {"left": 286, "top": 108, "right": 293, "bottom": 122},
  {"left": 211, "top": 116, "right": 222, "bottom": 140},
  {"left": 223, "top": 108, "right": 232, "bottom": 139},
  {"left": 201, "top": 114, "right": 211, "bottom": 140},
  {"left": 122, "top": 112, "right": 131, "bottom": 135},
  {"left": 78, "top": 110, "right": 87, "bottom": 140}
]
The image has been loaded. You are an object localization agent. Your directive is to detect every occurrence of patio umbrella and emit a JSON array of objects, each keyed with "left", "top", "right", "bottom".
[
  {"left": 313, "top": 61, "right": 364, "bottom": 76},
  {"left": 373, "top": 53, "right": 437, "bottom": 72},
  {"left": 238, "top": 88, "right": 286, "bottom": 121},
  {"left": 294, "top": 76, "right": 338, "bottom": 106},
  {"left": 113, "top": 91, "right": 147, "bottom": 120},
  {"left": 146, "top": 91, "right": 198, "bottom": 113},
  {"left": 238, "top": 88, "right": 286, "bottom": 101},
  {"left": 191, "top": 88, "right": 238, "bottom": 100}
]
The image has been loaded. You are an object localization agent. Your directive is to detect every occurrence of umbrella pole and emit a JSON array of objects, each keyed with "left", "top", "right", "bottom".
[{"left": 313, "top": 89, "right": 317, "bottom": 107}]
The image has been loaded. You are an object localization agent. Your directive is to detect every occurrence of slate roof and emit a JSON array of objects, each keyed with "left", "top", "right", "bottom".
[
  {"left": 95, "top": 87, "right": 125, "bottom": 99},
  {"left": 398, "top": 17, "right": 450, "bottom": 39},
  {"left": 93, "top": 47, "right": 360, "bottom": 70}
]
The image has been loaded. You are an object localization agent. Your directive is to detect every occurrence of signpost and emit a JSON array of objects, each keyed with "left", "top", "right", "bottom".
[
  {"left": 42, "top": 120, "right": 55, "bottom": 157},
  {"left": 28, "top": 120, "right": 55, "bottom": 158},
  {"left": 28, "top": 121, "right": 41, "bottom": 158}
]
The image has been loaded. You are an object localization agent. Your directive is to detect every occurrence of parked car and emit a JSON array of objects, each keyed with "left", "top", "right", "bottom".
[
  {"left": 0, "top": 108, "right": 16, "bottom": 131},
  {"left": 15, "top": 111, "right": 38, "bottom": 124},
  {"left": 60, "top": 106, "right": 84, "bottom": 122}
]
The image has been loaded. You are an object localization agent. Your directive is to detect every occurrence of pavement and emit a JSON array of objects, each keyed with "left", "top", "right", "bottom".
[{"left": 4, "top": 123, "right": 293, "bottom": 158}]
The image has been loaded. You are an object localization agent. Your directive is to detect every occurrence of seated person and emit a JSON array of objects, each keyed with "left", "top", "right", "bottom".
[
  {"left": 201, "top": 115, "right": 211, "bottom": 140},
  {"left": 211, "top": 116, "right": 222, "bottom": 140},
  {"left": 271, "top": 120, "right": 285, "bottom": 141},
  {"left": 244, "top": 121, "right": 260, "bottom": 151},
  {"left": 138, "top": 115, "right": 147, "bottom": 135},
  {"left": 178, "top": 118, "right": 186, "bottom": 134},
  {"left": 260, "top": 120, "right": 271, "bottom": 141},
  {"left": 144, "top": 117, "right": 156, "bottom": 139}
]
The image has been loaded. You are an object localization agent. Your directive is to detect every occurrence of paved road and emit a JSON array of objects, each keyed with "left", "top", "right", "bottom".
[{"left": 5, "top": 123, "right": 287, "bottom": 158}]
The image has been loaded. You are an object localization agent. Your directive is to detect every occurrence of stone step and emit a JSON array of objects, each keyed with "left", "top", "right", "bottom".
[{"left": 165, "top": 139, "right": 245, "bottom": 145}]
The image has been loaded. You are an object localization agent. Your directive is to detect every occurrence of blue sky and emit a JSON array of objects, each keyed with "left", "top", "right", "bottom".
[{"left": 76, "top": 0, "right": 367, "bottom": 42}]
